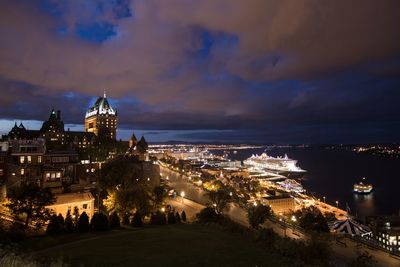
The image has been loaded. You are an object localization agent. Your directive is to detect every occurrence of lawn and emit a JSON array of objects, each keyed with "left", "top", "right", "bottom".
[{"left": 27, "top": 224, "right": 294, "bottom": 267}]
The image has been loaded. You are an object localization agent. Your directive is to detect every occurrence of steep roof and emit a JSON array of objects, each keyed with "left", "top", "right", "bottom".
[{"left": 85, "top": 93, "right": 116, "bottom": 118}]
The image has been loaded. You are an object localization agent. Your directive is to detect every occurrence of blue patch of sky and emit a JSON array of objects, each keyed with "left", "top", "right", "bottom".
[
  {"left": 76, "top": 21, "right": 117, "bottom": 43},
  {"left": 191, "top": 28, "right": 239, "bottom": 60},
  {"left": 39, "top": 0, "right": 65, "bottom": 18}
]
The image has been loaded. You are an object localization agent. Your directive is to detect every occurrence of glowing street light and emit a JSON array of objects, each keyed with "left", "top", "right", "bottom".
[
  {"left": 335, "top": 200, "right": 339, "bottom": 209},
  {"left": 161, "top": 207, "right": 165, "bottom": 212},
  {"left": 181, "top": 191, "right": 185, "bottom": 203},
  {"left": 323, "top": 196, "right": 326, "bottom": 203},
  {"left": 291, "top": 215, "right": 297, "bottom": 222}
]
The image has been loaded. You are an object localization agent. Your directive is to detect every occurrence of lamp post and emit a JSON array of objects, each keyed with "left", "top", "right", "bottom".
[
  {"left": 335, "top": 200, "right": 339, "bottom": 209},
  {"left": 180, "top": 191, "right": 185, "bottom": 203},
  {"left": 323, "top": 196, "right": 326, "bottom": 203}
]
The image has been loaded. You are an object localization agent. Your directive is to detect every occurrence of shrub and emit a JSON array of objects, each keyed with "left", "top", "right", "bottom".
[
  {"left": 64, "top": 210, "right": 75, "bottom": 233},
  {"left": 175, "top": 211, "right": 181, "bottom": 223},
  {"left": 77, "top": 212, "right": 90, "bottom": 232},
  {"left": 109, "top": 212, "right": 120, "bottom": 228},
  {"left": 56, "top": 214, "right": 65, "bottom": 232},
  {"left": 150, "top": 211, "right": 167, "bottom": 225},
  {"left": 196, "top": 207, "right": 220, "bottom": 223},
  {"left": 122, "top": 214, "right": 130, "bottom": 225},
  {"left": 181, "top": 211, "right": 187, "bottom": 222},
  {"left": 167, "top": 212, "right": 176, "bottom": 224},
  {"left": 90, "top": 213, "right": 109, "bottom": 231},
  {"left": 131, "top": 211, "right": 143, "bottom": 227},
  {"left": 46, "top": 214, "right": 61, "bottom": 235}
]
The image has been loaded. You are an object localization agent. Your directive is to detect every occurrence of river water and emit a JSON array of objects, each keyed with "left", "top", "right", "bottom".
[{"left": 215, "top": 146, "right": 400, "bottom": 220}]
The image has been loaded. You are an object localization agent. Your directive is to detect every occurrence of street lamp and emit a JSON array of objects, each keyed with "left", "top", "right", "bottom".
[
  {"left": 180, "top": 191, "right": 185, "bottom": 203},
  {"left": 323, "top": 196, "right": 326, "bottom": 203},
  {"left": 335, "top": 200, "right": 339, "bottom": 209}
]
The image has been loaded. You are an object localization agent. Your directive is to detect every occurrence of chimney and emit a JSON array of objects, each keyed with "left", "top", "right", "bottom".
[{"left": 57, "top": 110, "right": 61, "bottom": 120}]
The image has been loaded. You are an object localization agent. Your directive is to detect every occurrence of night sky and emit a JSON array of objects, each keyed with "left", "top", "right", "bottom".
[{"left": 0, "top": 0, "right": 400, "bottom": 143}]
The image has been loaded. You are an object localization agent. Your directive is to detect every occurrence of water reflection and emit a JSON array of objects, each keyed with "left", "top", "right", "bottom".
[{"left": 353, "top": 193, "right": 376, "bottom": 219}]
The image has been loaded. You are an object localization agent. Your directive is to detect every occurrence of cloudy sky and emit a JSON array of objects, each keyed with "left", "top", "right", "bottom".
[{"left": 0, "top": 0, "right": 399, "bottom": 143}]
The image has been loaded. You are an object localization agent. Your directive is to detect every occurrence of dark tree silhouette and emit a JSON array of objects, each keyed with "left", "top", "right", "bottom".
[
  {"left": 247, "top": 204, "right": 272, "bottom": 229},
  {"left": 6, "top": 183, "right": 55, "bottom": 228},
  {"left": 77, "top": 212, "right": 90, "bottom": 232},
  {"left": 109, "top": 212, "right": 120, "bottom": 228}
]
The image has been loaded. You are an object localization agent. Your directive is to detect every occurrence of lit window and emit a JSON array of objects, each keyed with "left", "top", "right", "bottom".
[
  {"left": 56, "top": 172, "right": 61, "bottom": 178},
  {"left": 38, "top": 156, "right": 42, "bottom": 163},
  {"left": 20, "top": 156, "right": 25, "bottom": 163},
  {"left": 21, "top": 168, "right": 25, "bottom": 175},
  {"left": 0, "top": 169, "right": 3, "bottom": 176},
  {"left": 46, "top": 173, "right": 50, "bottom": 178},
  {"left": 27, "top": 156, "right": 32, "bottom": 163}
]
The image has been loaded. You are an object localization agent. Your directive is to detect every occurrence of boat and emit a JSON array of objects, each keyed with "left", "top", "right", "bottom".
[
  {"left": 243, "top": 153, "right": 306, "bottom": 178},
  {"left": 277, "top": 179, "right": 305, "bottom": 193},
  {"left": 353, "top": 178, "right": 373, "bottom": 194}
]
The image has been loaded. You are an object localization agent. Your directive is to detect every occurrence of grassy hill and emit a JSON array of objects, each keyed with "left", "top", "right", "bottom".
[{"left": 27, "top": 224, "right": 294, "bottom": 267}]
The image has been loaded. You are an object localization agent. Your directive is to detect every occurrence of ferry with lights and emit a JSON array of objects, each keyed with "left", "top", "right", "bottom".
[{"left": 353, "top": 178, "right": 373, "bottom": 194}]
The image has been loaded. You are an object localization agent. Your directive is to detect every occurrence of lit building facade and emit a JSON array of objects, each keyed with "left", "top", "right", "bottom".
[{"left": 85, "top": 92, "right": 117, "bottom": 140}]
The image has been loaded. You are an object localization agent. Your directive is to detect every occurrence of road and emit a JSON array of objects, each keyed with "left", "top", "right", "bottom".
[{"left": 161, "top": 165, "right": 400, "bottom": 266}]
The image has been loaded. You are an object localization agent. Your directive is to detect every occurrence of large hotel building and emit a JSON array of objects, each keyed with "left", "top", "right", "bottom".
[{"left": 85, "top": 92, "right": 117, "bottom": 140}]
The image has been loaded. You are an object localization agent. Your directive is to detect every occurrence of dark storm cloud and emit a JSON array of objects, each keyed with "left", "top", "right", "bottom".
[{"left": 0, "top": 0, "right": 400, "bottom": 143}]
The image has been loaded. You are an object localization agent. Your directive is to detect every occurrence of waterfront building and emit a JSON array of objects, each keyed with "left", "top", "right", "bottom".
[
  {"left": 262, "top": 193, "right": 296, "bottom": 214},
  {"left": 367, "top": 216, "right": 400, "bottom": 255},
  {"left": 85, "top": 92, "right": 117, "bottom": 140}
]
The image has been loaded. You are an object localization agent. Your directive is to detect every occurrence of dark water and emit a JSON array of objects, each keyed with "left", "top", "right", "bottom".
[{"left": 215, "top": 147, "right": 400, "bottom": 220}]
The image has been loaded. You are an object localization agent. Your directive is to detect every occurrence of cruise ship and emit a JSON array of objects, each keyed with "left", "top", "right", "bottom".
[
  {"left": 244, "top": 153, "right": 306, "bottom": 178},
  {"left": 353, "top": 178, "right": 373, "bottom": 194}
]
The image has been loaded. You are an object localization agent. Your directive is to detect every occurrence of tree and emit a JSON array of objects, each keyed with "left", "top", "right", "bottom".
[
  {"left": 181, "top": 211, "right": 187, "bottom": 222},
  {"left": 131, "top": 211, "right": 143, "bottom": 227},
  {"left": 64, "top": 210, "right": 75, "bottom": 233},
  {"left": 295, "top": 206, "right": 329, "bottom": 232},
  {"left": 167, "top": 212, "right": 176, "bottom": 224},
  {"left": 6, "top": 183, "right": 55, "bottom": 228},
  {"left": 109, "top": 212, "right": 120, "bottom": 228},
  {"left": 73, "top": 206, "right": 80, "bottom": 227},
  {"left": 90, "top": 213, "right": 109, "bottom": 231},
  {"left": 207, "top": 189, "right": 231, "bottom": 214},
  {"left": 247, "top": 204, "right": 272, "bottom": 229},
  {"left": 77, "top": 212, "right": 90, "bottom": 232},
  {"left": 175, "top": 211, "right": 181, "bottom": 223},
  {"left": 153, "top": 185, "right": 166, "bottom": 209}
]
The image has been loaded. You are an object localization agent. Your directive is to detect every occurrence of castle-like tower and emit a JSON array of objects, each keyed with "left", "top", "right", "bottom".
[{"left": 85, "top": 91, "right": 117, "bottom": 140}]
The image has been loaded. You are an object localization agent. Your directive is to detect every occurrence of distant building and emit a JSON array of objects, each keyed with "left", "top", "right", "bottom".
[
  {"left": 85, "top": 92, "right": 117, "bottom": 140},
  {"left": 4, "top": 109, "right": 97, "bottom": 149},
  {"left": 366, "top": 216, "right": 400, "bottom": 255},
  {"left": 262, "top": 193, "right": 296, "bottom": 214},
  {"left": 47, "top": 192, "right": 95, "bottom": 219}
]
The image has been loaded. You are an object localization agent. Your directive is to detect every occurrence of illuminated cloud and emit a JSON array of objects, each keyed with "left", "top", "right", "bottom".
[{"left": 0, "top": 0, "right": 399, "bottom": 143}]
